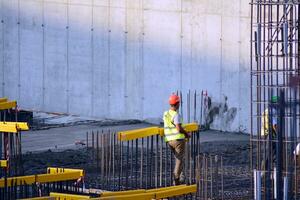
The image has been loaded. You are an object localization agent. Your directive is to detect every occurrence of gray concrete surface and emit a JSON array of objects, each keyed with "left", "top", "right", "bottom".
[
  {"left": 0, "top": 0, "right": 250, "bottom": 133},
  {"left": 21, "top": 123, "right": 249, "bottom": 153},
  {"left": 22, "top": 123, "right": 151, "bottom": 152}
]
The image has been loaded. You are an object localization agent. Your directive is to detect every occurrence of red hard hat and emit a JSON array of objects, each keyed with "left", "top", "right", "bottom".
[{"left": 169, "top": 94, "right": 180, "bottom": 105}]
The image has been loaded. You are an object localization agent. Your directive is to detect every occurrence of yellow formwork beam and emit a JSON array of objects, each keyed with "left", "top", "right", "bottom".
[
  {"left": 0, "top": 101, "right": 16, "bottom": 110},
  {"left": 97, "top": 193, "right": 154, "bottom": 200},
  {"left": 0, "top": 122, "right": 29, "bottom": 132},
  {"left": 118, "top": 127, "right": 160, "bottom": 141},
  {"left": 37, "top": 172, "right": 82, "bottom": 183},
  {"left": 158, "top": 123, "right": 199, "bottom": 137},
  {"left": 0, "top": 160, "right": 7, "bottom": 168},
  {"left": 47, "top": 167, "right": 85, "bottom": 177},
  {"left": 101, "top": 189, "right": 146, "bottom": 197},
  {"left": 20, "top": 197, "right": 55, "bottom": 200},
  {"left": 50, "top": 192, "right": 91, "bottom": 200},
  {"left": 100, "top": 185, "right": 187, "bottom": 197},
  {"left": 25, "top": 185, "right": 197, "bottom": 200},
  {"left": 97, "top": 185, "right": 196, "bottom": 200},
  {"left": 0, "top": 122, "right": 29, "bottom": 133},
  {"left": 0, "top": 97, "right": 7, "bottom": 103},
  {"left": 182, "top": 123, "right": 199, "bottom": 133},
  {"left": 145, "top": 184, "right": 187, "bottom": 192},
  {"left": 0, "top": 168, "right": 84, "bottom": 188},
  {"left": 155, "top": 184, "right": 197, "bottom": 199},
  {"left": 118, "top": 123, "right": 199, "bottom": 141}
]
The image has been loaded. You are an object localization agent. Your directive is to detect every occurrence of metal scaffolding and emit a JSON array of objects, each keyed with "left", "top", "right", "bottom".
[{"left": 251, "top": 0, "right": 300, "bottom": 199}]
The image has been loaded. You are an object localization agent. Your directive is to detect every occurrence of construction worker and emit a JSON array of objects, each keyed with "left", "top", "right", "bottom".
[
  {"left": 261, "top": 96, "right": 278, "bottom": 172},
  {"left": 163, "top": 94, "right": 190, "bottom": 185}
]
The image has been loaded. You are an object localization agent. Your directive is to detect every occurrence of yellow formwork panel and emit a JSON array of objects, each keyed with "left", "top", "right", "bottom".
[
  {"left": 0, "top": 160, "right": 7, "bottom": 168},
  {"left": 50, "top": 192, "right": 91, "bottom": 199},
  {"left": 0, "top": 122, "right": 29, "bottom": 133},
  {"left": 47, "top": 167, "right": 85, "bottom": 177},
  {"left": 0, "top": 97, "right": 7, "bottom": 103},
  {"left": 0, "top": 101, "right": 17, "bottom": 110},
  {"left": 155, "top": 184, "right": 197, "bottom": 199},
  {"left": 118, "top": 123, "right": 199, "bottom": 141}
]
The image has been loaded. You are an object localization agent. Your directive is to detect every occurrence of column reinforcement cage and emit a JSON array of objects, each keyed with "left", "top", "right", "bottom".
[{"left": 250, "top": 0, "right": 300, "bottom": 199}]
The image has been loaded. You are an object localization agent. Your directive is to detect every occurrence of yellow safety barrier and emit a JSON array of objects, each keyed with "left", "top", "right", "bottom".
[
  {"left": 0, "top": 160, "right": 7, "bottom": 168},
  {"left": 0, "top": 122, "right": 29, "bottom": 133},
  {"left": 118, "top": 123, "right": 199, "bottom": 141},
  {"left": 0, "top": 168, "right": 84, "bottom": 188},
  {"left": 0, "top": 100, "right": 17, "bottom": 110}
]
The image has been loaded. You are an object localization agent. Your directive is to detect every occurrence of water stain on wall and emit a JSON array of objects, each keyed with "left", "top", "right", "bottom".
[{"left": 204, "top": 95, "right": 237, "bottom": 131}]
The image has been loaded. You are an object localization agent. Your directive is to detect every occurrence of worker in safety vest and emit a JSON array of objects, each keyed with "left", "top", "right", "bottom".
[
  {"left": 261, "top": 96, "right": 278, "bottom": 172},
  {"left": 261, "top": 98, "right": 278, "bottom": 138},
  {"left": 163, "top": 94, "right": 190, "bottom": 185}
]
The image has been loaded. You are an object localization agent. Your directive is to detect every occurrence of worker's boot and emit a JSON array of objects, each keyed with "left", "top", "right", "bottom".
[
  {"left": 173, "top": 178, "right": 180, "bottom": 186},
  {"left": 179, "top": 174, "right": 186, "bottom": 185}
]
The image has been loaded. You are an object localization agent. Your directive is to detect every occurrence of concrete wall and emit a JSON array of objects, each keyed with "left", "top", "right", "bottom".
[{"left": 0, "top": 0, "right": 251, "bottom": 133}]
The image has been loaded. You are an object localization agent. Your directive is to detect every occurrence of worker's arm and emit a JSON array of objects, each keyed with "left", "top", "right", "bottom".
[
  {"left": 173, "top": 113, "right": 190, "bottom": 138},
  {"left": 176, "top": 124, "right": 190, "bottom": 138}
]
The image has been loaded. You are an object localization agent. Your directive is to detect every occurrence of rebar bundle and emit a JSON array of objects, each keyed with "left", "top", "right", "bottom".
[
  {"left": 86, "top": 129, "right": 201, "bottom": 191},
  {"left": 251, "top": 0, "right": 300, "bottom": 199}
]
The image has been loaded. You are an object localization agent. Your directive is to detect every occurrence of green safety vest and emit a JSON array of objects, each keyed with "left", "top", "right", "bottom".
[{"left": 163, "top": 110, "right": 185, "bottom": 142}]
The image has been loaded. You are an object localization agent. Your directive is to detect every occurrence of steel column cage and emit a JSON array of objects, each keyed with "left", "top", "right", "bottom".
[{"left": 251, "top": 0, "right": 300, "bottom": 199}]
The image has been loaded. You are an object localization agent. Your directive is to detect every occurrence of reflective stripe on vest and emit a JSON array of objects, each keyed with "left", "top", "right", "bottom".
[{"left": 163, "top": 110, "right": 185, "bottom": 142}]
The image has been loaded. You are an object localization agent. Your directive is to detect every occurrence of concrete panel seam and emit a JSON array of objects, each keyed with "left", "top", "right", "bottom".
[
  {"left": 91, "top": 0, "right": 94, "bottom": 116},
  {"left": 66, "top": 0, "right": 70, "bottom": 113},
  {"left": 1, "top": 0, "right": 4, "bottom": 96},
  {"left": 17, "top": 0, "right": 21, "bottom": 102}
]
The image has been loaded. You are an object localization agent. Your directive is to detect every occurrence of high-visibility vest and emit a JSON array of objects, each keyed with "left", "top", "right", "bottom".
[
  {"left": 163, "top": 110, "right": 185, "bottom": 142},
  {"left": 261, "top": 108, "right": 276, "bottom": 137}
]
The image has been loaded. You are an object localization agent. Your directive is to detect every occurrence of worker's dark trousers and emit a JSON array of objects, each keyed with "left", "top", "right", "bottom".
[
  {"left": 168, "top": 140, "right": 185, "bottom": 181},
  {"left": 263, "top": 135, "right": 277, "bottom": 172}
]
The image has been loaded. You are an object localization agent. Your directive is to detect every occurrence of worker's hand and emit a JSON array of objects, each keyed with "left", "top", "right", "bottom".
[{"left": 185, "top": 132, "right": 191, "bottom": 138}]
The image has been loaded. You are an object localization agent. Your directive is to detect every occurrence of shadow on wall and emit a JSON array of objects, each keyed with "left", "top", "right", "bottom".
[
  {"left": 203, "top": 96, "right": 237, "bottom": 131},
  {"left": 0, "top": 1, "right": 248, "bottom": 133}
]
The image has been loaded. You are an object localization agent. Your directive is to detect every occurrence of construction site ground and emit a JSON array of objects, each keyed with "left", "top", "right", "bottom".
[{"left": 19, "top": 112, "right": 251, "bottom": 196}]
